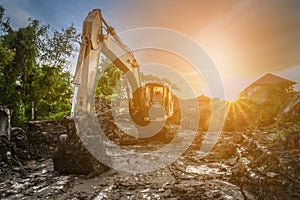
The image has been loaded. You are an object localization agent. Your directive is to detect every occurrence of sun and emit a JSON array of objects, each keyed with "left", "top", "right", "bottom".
[
  {"left": 227, "top": 97, "right": 239, "bottom": 104},
  {"left": 225, "top": 98, "right": 249, "bottom": 122}
]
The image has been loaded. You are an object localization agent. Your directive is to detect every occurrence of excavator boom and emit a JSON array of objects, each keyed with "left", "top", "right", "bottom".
[
  {"left": 73, "top": 9, "right": 141, "bottom": 89},
  {"left": 71, "top": 9, "right": 143, "bottom": 117}
]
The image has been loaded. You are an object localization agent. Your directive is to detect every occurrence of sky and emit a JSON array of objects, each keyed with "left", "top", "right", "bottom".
[{"left": 1, "top": 0, "right": 300, "bottom": 100}]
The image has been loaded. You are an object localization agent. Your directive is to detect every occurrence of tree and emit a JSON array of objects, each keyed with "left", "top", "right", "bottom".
[
  {"left": 95, "top": 58, "right": 180, "bottom": 99},
  {"left": 0, "top": 5, "right": 79, "bottom": 126},
  {"left": 0, "top": 5, "right": 11, "bottom": 33},
  {"left": 0, "top": 40, "right": 15, "bottom": 81},
  {"left": 33, "top": 65, "right": 73, "bottom": 120},
  {"left": 31, "top": 19, "right": 79, "bottom": 120},
  {"left": 95, "top": 59, "right": 123, "bottom": 99}
]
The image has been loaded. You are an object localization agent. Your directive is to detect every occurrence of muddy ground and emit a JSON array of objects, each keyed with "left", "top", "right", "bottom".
[
  {"left": 0, "top": 99, "right": 300, "bottom": 199},
  {"left": 1, "top": 126, "right": 300, "bottom": 199}
]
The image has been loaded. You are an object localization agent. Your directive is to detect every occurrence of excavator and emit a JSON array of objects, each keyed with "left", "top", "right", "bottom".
[
  {"left": 53, "top": 9, "right": 178, "bottom": 174},
  {"left": 54, "top": 9, "right": 227, "bottom": 174},
  {"left": 71, "top": 9, "right": 175, "bottom": 125}
]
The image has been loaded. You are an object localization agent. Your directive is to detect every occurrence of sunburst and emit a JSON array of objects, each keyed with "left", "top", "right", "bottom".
[{"left": 226, "top": 98, "right": 249, "bottom": 127}]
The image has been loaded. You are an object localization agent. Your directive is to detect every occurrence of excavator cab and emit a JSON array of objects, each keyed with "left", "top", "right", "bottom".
[
  {"left": 128, "top": 82, "right": 174, "bottom": 125},
  {"left": 144, "top": 83, "right": 174, "bottom": 118}
]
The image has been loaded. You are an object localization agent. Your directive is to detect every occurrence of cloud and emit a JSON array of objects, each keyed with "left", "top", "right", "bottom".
[
  {"left": 2, "top": 0, "right": 299, "bottom": 99},
  {"left": 278, "top": 66, "right": 300, "bottom": 91},
  {"left": 196, "top": 0, "right": 254, "bottom": 39},
  {"left": 1, "top": 0, "right": 31, "bottom": 28}
]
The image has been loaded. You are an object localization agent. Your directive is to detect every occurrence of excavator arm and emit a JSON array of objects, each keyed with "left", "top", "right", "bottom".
[
  {"left": 71, "top": 8, "right": 174, "bottom": 126},
  {"left": 71, "top": 9, "right": 144, "bottom": 119},
  {"left": 73, "top": 9, "right": 141, "bottom": 88}
]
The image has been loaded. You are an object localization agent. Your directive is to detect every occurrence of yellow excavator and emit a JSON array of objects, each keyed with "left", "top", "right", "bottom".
[
  {"left": 53, "top": 9, "right": 178, "bottom": 174},
  {"left": 71, "top": 9, "right": 174, "bottom": 125}
]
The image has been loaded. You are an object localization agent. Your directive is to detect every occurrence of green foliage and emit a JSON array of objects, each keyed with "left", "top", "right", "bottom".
[
  {"left": 0, "top": 5, "right": 11, "bottom": 32},
  {"left": 38, "top": 22, "right": 79, "bottom": 69},
  {"left": 95, "top": 59, "right": 123, "bottom": 99},
  {"left": 94, "top": 59, "right": 180, "bottom": 101},
  {"left": 0, "top": 40, "right": 14, "bottom": 66},
  {"left": 33, "top": 65, "right": 73, "bottom": 120},
  {"left": 0, "top": 5, "right": 79, "bottom": 126},
  {"left": 0, "top": 40, "right": 15, "bottom": 91}
]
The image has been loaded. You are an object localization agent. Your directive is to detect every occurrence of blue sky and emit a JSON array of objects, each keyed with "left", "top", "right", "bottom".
[{"left": 1, "top": 0, "right": 300, "bottom": 100}]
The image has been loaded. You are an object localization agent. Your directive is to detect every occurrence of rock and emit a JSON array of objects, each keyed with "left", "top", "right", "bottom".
[
  {"left": 26, "top": 120, "right": 68, "bottom": 159},
  {"left": 52, "top": 118, "right": 109, "bottom": 175}
]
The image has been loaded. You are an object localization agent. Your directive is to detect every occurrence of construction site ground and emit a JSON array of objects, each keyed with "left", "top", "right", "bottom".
[
  {"left": 1, "top": 98, "right": 300, "bottom": 199},
  {"left": 1, "top": 126, "right": 300, "bottom": 199}
]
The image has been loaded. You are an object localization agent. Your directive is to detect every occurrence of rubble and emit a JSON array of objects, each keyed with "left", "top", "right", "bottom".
[
  {"left": 26, "top": 120, "right": 68, "bottom": 159},
  {"left": 1, "top": 95, "right": 300, "bottom": 199},
  {"left": 1, "top": 121, "right": 300, "bottom": 199},
  {"left": 0, "top": 135, "right": 20, "bottom": 172},
  {"left": 0, "top": 159, "right": 73, "bottom": 199},
  {"left": 52, "top": 118, "right": 109, "bottom": 175},
  {"left": 0, "top": 106, "right": 28, "bottom": 174},
  {"left": 96, "top": 97, "right": 180, "bottom": 147},
  {"left": 230, "top": 128, "right": 300, "bottom": 199}
]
